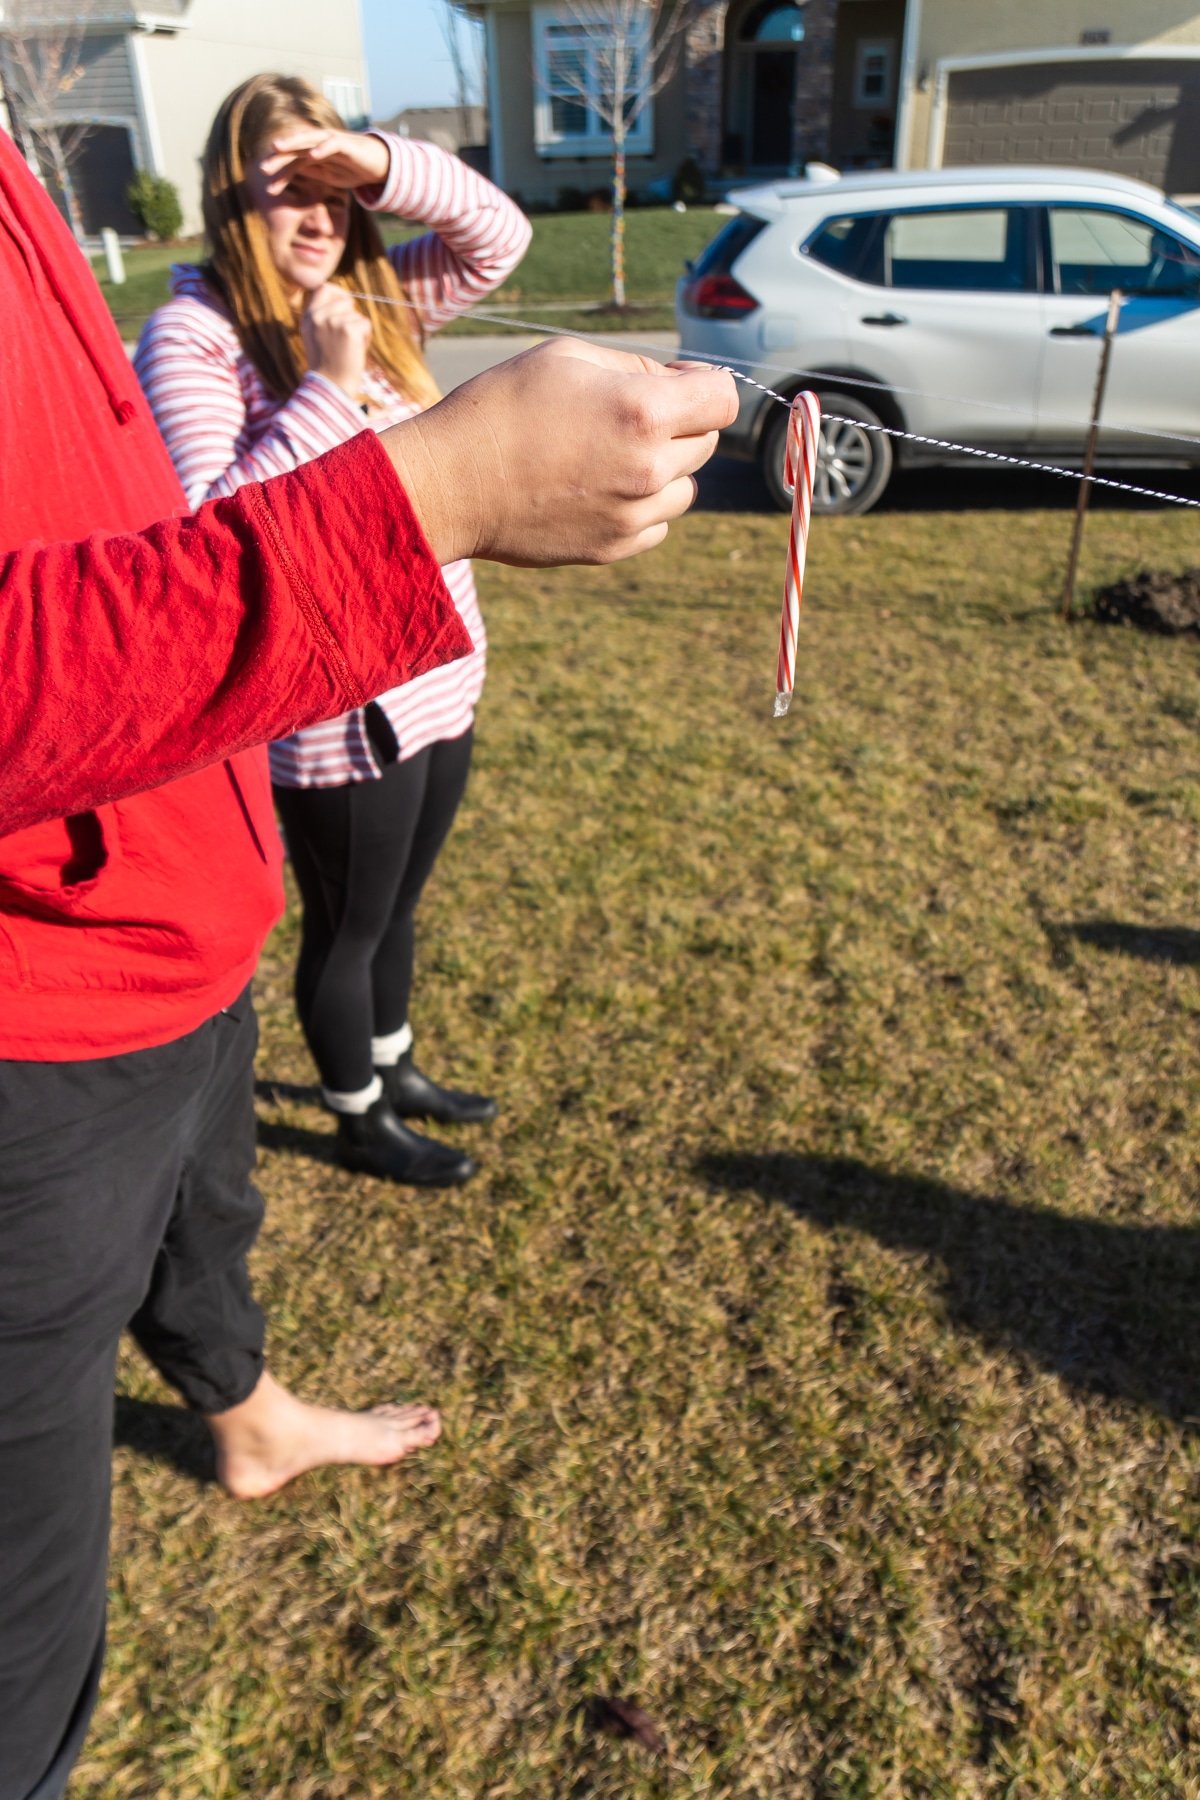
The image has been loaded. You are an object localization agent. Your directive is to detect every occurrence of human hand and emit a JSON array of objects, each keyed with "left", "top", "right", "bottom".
[
  {"left": 380, "top": 338, "right": 739, "bottom": 567},
  {"left": 301, "top": 283, "right": 372, "bottom": 398},
  {"left": 258, "top": 128, "right": 390, "bottom": 196}
]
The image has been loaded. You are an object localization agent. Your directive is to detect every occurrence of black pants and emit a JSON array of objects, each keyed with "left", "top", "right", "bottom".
[
  {"left": 0, "top": 993, "right": 264, "bottom": 1800},
  {"left": 273, "top": 726, "right": 474, "bottom": 1094}
]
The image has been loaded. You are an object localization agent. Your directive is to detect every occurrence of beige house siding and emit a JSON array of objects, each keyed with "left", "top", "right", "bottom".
[
  {"left": 829, "top": 0, "right": 905, "bottom": 168},
  {"left": 375, "top": 104, "right": 488, "bottom": 154},
  {"left": 901, "top": 0, "right": 1200, "bottom": 169},
  {"left": 476, "top": 1, "right": 1200, "bottom": 196},
  {"left": 486, "top": 1, "right": 689, "bottom": 206},
  {"left": 138, "top": 0, "right": 368, "bottom": 232}
]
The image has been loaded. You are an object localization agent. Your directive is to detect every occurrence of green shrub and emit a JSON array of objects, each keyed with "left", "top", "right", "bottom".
[
  {"left": 673, "top": 156, "right": 706, "bottom": 205},
  {"left": 127, "top": 170, "right": 183, "bottom": 242}
]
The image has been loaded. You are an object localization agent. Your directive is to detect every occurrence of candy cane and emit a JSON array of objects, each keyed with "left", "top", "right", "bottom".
[{"left": 774, "top": 391, "right": 822, "bottom": 718}]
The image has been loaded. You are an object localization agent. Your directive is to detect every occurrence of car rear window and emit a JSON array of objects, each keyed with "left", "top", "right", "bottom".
[{"left": 691, "top": 212, "right": 767, "bottom": 277}]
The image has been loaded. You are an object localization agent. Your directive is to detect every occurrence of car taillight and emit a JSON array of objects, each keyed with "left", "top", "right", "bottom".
[{"left": 684, "top": 273, "right": 760, "bottom": 319}]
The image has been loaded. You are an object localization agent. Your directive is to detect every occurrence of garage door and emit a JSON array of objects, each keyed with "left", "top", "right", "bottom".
[{"left": 943, "top": 59, "right": 1200, "bottom": 194}]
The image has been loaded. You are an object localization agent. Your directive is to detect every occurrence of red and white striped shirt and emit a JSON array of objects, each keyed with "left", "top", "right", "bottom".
[{"left": 135, "top": 133, "right": 531, "bottom": 786}]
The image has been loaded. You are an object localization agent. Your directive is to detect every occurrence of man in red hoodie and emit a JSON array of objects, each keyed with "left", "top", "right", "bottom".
[{"left": 0, "top": 128, "right": 736, "bottom": 1798}]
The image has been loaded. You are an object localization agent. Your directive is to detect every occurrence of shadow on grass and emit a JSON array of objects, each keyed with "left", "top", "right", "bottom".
[
  {"left": 696, "top": 1152, "right": 1200, "bottom": 1423},
  {"left": 1049, "top": 920, "right": 1200, "bottom": 966},
  {"left": 254, "top": 1077, "right": 322, "bottom": 1107},
  {"left": 255, "top": 1115, "right": 341, "bottom": 1166},
  {"left": 113, "top": 1396, "right": 215, "bottom": 1483}
]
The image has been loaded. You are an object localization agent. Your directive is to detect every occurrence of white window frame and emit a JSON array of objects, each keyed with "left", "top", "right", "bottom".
[
  {"left": 854, "top": 39, "right": 895, "bottom": 111},
  {"left": 532, "top": 3, "right": 654, "bottom": 160},
  {"left": 323, "top": 76, "right": 367, "bottom": 128}
]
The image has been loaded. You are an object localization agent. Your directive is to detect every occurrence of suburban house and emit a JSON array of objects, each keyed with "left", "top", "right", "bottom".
[
  {"left": 373, "top": 102, "right": 488, "bottom": 157},
  {"left": 0, "top": 0, "right": 369, "bottom": 238},
  {"left": 465, "top": 0, "right": 1200, "bottom": 205}
]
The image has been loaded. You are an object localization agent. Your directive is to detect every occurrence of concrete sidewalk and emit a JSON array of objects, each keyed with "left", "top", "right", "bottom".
[
  {"left": 123, "top": 330, "right": 681, "bottom": 390},
  {"left": 427, "top": 329, "right": 679, "bottom": 392}
]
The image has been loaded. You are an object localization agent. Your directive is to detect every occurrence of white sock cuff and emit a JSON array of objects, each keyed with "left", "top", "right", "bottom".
[
  {"left": 371, "top": 1023, "right": 413, "bottom": 1065},
  {"left": 322, "top": 1075, "right": 383, "bottom": 1115}
]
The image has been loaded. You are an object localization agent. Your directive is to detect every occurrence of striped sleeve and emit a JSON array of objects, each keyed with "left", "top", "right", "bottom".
[
  {"left": 364, "top": 132, "right": 532, "bottom": 334},
  {"left": 134, "top": 299, "right": 367, "bottom": 506}
]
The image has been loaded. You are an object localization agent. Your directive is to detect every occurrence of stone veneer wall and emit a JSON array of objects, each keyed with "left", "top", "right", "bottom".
[
  {"left": 684, "top": 0, "right": 841, "bottom": 178},
  {"left": 792, "top": 0, "right": 838, "bottom": 169},
  {"left": 684, "top": 0, "right": 728, "bottom": 176}
]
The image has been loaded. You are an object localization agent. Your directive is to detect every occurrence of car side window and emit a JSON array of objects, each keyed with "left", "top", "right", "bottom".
[
  {"left": 804, "top": 213, "right": 884, "bottom": 280},
  {"left": 881, "top": 206, "right": 1030, "bottom": 293},
  {"left": 1047, "top": 207, "right": 1200, "bottom": 298}
]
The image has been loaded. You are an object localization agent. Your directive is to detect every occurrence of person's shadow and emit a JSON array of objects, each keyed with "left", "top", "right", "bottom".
[
  {"left": 696, "top": 1152, "right": 1200, "bottom": 1423},
  {"left": 112, "top": 1396, "right": 215, "bottom": 1482},
  {"left": 1046, "top": 919, "right": 1200, "bottom": 967},
  {"left": 253, "top": 1078, "right": 342, "bottom": 1165}
]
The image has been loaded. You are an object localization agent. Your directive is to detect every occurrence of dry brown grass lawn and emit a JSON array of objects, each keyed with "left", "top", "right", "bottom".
[{"left": 80, "top": 480, "right": 1200, "bottom": 1797}]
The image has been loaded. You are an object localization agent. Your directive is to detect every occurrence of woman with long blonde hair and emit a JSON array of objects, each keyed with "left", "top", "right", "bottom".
[{"left": 137, "top": 74, "right": 531, "bottom": 1185}]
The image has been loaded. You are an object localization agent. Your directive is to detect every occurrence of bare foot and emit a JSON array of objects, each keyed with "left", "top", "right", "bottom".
[{"left": 207, "top": 1368, "right": 441, "bottom": 1500}]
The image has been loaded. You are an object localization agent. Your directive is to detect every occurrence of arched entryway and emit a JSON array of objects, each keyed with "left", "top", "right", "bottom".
[{"left": 724, "top": 0, "right": 805, "bottom": 174}]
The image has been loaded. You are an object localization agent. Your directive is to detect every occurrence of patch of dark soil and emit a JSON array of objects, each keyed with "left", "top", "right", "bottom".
[
  {"left": 580, "top": 1696, "right": 666, "bottom": 1754},
  {"left": 1093, "top": 568, "right": 1200, "bottom": 634}
]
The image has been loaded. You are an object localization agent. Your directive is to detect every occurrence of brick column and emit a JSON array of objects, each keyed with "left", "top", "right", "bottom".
[
  {"left": 685, "top": 0, "right": 729, "bottom": 178},
  {"left": 792, "top": 0, "right": 838, "bottom": 169}
]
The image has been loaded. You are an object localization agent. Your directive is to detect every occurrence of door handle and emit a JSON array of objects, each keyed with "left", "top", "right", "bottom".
[
  {"left": 1049, "top": 324, "right": 1099, "bottom": 337},
  {"left": 861, "top": 312, "right": 907, "bottom": 327}
]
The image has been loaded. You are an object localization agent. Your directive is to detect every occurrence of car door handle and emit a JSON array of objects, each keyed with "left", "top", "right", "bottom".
[
  {"left": 861, "top": 312, "right": 908, "bottom": 327},
  {"left": 1049, "top": 324, "right": 1099, "bottom": 337}
]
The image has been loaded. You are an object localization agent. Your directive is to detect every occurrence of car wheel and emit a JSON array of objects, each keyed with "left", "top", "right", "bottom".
[{"left": 762, "top": 390, "right": 894, "bottom": 516}]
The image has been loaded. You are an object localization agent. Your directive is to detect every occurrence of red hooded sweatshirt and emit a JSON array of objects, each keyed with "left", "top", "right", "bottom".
[{"left": 0, "top": 132, "right": 473, "bottom": 1059}]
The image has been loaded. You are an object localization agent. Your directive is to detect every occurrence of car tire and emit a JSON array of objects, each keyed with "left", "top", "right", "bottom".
[{"left": 762, "top": 390, "right": 894, "bottom": 517}]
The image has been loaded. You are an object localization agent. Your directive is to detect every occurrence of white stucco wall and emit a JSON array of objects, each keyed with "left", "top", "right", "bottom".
[{"left": 137, "top": 0, "right": 369, "bottom": 234}]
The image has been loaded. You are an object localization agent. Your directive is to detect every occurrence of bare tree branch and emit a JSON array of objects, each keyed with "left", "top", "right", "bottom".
[
  {"left": 533, "top": 0, "right": 692, "bottom": 308},
  {"left": 438, "top": 0, "right": 478, "bottom": 145},
  {"left": 545, "top": 0, "right": 689, "bottom": 133},
  {"left": 0, "top": 0, "right": 103, "bottom": 240}
]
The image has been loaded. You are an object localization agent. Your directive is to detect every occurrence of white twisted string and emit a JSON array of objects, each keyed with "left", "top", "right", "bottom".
[
  {"left": 348, "top": 292, "right": 1200, "bottom": 512},
  {"left": 722, "top": 367, "right": 1200, "bottom": 510},
  {"left": 457, "top": 306, "right": 1200, "bottom": 451}
]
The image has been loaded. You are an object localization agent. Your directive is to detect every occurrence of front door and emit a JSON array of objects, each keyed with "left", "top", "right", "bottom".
[{"left": 751, "top": 50, "right": 795, "bottom": 166}]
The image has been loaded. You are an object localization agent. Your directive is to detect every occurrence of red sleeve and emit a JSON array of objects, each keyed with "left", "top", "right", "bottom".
[{"left": 0, "top": 432, "right": 472, "bottom": 836}]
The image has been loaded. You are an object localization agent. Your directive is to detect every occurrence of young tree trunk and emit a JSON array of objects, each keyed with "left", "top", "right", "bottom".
[
  {"left": 611, "top": 130, "right": 627, "bottom": 310},
  {"left": 46, "top": 128, "right": 85, "bottom": 244}
]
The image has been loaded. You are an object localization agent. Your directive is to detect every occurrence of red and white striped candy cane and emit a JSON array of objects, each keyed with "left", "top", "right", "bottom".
[{"left": 774, "top": 390, "right": 822, "bottom": 718}]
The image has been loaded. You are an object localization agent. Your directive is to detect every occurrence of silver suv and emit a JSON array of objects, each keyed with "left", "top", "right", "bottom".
[{"left": 677, "top": 165, "right": 1200, "bottom": 514}]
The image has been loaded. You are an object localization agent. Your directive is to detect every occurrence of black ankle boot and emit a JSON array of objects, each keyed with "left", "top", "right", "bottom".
[
  {"left": 336, "top": 1097, "right": 476, "bottom": 1187},
  {"left": 377, "top": 1052, "right": 498, "bottom": 1126}
]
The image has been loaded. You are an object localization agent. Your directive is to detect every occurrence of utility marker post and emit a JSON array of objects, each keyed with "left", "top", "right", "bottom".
[
  {"left": 1061, "top": 288, "right": 1122, "bottom": 622},
  {"left": 101, "top": 227, "right": 125, "bottom": 286}
]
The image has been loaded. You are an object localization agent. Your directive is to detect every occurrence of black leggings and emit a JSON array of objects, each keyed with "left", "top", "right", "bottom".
[{"left": 272, "top": 727, "right": 473, "bottom": 1095}]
